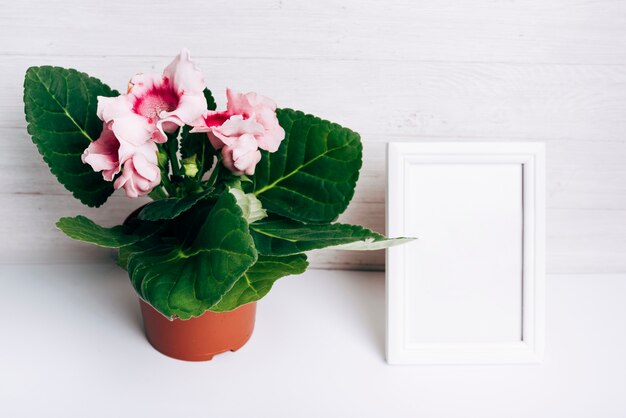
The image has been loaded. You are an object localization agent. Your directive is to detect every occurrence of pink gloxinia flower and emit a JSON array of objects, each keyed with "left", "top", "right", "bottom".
[
  {"left": 97, "top": 49, "right": 207, "bottom": 145},
  {"left": 222, "top": 134, "right": 263, "bottom": 176},
  {"left": 192, "top": 88, "right": 284, "bottom": 175},
  {"left": 82, "top": 124, "right": 122, "bottom": 181},
  {"left": 113, "top": 144, "right": 161, "bottom": 198},
  {"left": 82, "top": 123, "right": 161, "bottom": 198}
]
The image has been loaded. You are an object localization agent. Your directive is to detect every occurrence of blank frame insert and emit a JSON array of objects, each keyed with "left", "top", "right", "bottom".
[
  {"left": 406, "top": 163, "right": 522, "bottom": 344},
  {"left": 386, "top": 142, "right": 545, "bottom": 364}
]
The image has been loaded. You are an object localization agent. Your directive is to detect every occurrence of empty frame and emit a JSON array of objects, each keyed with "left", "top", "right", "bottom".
[{"left": 386, "top": 142, "right": 545, "bottom": 364}]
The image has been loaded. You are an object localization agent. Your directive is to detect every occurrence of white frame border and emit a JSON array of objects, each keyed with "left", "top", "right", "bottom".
[{"left": 386, "top": 142, "right": 546, "bottom": 365}]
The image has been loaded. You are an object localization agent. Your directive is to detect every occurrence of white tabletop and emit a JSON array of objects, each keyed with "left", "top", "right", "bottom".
[{"left": 1, "top": 265, "right": 625, "bottom": 418}]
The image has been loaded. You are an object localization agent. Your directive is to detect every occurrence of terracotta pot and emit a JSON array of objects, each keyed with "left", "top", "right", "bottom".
[
  {"left": 125, "top": 204, "right": 257, "bottom": 361},
  {"left": 139, "top": 300, "right": 257, "bottom": 361}
]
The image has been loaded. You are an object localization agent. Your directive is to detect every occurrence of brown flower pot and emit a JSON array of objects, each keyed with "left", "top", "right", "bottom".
[
  {"left": 139, "top": 300, "right": 257, "bottom": 361},
  {"left": 124, "top": 205, "right": 257, "bottom": 361}
]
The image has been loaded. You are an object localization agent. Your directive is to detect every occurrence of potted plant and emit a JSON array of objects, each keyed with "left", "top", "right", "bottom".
[{"left": 23, "top": 50, "right": 410, "bottom": 361}]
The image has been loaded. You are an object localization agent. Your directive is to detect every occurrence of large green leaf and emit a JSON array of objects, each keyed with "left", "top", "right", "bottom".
[
  {"left": 56, "top": 215, "right": 149, "bottom": 248},
  {"left": 116, "top": 236, "right": 158, "bottom": 270},
  {"left": 137, "top": 187, "right": 214, "bottom": 221},
  {"left": 24, "top": 66, "right": 119, "bottom": 207},
  {"left": 250, "top": 217, "right": 413, "bottom": 256},
  {"left": 115, "top": 216, "right": 167, "bottom": 270},
  {"left": 211, "top": 254, "right": 308, "bottom": 312},
  {"left": 252, "top": 109, "right": 362, "bottom": 223},
  {"left": 127, "top": 192, "right": 258, "bottom": 319}
]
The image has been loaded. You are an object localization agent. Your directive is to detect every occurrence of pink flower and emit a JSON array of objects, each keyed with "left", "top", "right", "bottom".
[
  {"left": 97, "top": 49, "right": 207, "bottom": 146},
  {"left": 221, "top": 134, "right": 262, "bottom": 176},
  {"left": 192, "top": 89, "right": 284, "bottom": 152},
  {"left": 82, "top": 124, "right": 160, "bottom": 198},
  {"left": 113, "top": 143, "right": 161, "bottom": 198},
  {"left": 82, "top": 124, "right": 122, "bottom": 181},
  {"left": 225, "top": 89, "right": 285, "bottom": 152},
  {"left": 192, "top": 88, "right": 284, "bottom": 176}
]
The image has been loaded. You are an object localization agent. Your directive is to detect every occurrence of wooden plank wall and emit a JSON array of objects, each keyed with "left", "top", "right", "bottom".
[{"left": 0, "top": 0, "right": 625, "bottom": 272}]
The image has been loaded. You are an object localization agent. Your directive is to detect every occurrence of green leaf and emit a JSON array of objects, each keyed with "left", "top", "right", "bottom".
[
  {"left": 252, "top": 108, "right": 362, "bottom": 223},
  {"left": 250, "top": 217, "right": 413, "bottom": 256},
  {"left": 23, "top": 66, "right": 119, "bottom": 207},
  {"left": 179, "top": 88, "right": 217, "bottom": 178},
  {"left": 127, "top": 192, "right": 258, "bottom": 319},
  {"left": 230, "top": 188, "right": 267, "bottom": 223},
  {"left": 211, "top": 254, "right": 308, "bottom": 312},
  {"left": 116, "top": 241, "right": 142, "bottom": 270},
  {"left": 115, "top": 209, "right": 181, "bottom": 270},
  {"left": 56, "top": 215, "right": 147, "bottom": 248},
  {"left": 203, "top": 88, "right": 217, "bottom": 111},
  {"left": 180, "top": 125, "right": 216, "bottom": 177},
  {"left": 137, "top": 187, "right": 214, "bottom": 221}
]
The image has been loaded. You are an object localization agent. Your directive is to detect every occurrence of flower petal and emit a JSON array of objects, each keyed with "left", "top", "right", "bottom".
[
  {"left": 224, "top": 88, "right": 285, "bottom": 152},
  {"left": 159, "top": 92, "right": 207, "bottom": 126},
  {"left": 113, "top": 152, "right": 160, "bottom": 198},
  {"left": 133, "top": 144, "right": 160, "bottom": 182},
  {"left": 211, "top": 114, "right": 264, "bottom": 147},
  {"left": 163, "top": 49, "right": 206, "bottom": 95},
  {"left": 226, "top": 88, "right": 277, "bottom": 115},
  {"left": 231, "top": 134, "right": 258, "bottom": 159},
  {"left": 207, "top": 132, "right": 225, "bottom": 150},
  {"left": 114, "top": 160, "right": 139, "bottom": 197},
  {"left": 127, "top": 73, "right": 166, "bottom": 99},
  {"left": 97, "top": 95, "right": 133, "bottom": 123},
  {"left": 116, "top": 139, "right": 135, "bottom": 165},
  {"left": 109, "top": 113, "right": 153, "bottom": 146},
  {"left": 252, "top": 108, "right": 285, "bottom": 152},
  {"left": 82, "top": 124, "right": 120, "bottom": 180},
  {"left": 221, "top": 134, "right": 261, "bottom": 176},
  {"left": 237, "top": 149, "right": 262, "bottom": 175}
]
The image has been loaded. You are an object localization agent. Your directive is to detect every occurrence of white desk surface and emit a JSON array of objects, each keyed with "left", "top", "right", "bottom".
[{"left": 1, "top": 265, "right": 625, "bottom": 418}]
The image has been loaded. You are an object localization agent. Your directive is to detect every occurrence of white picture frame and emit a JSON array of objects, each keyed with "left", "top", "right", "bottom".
[{"left": 386, "top": 142, "right": 545, "bottom": 365}]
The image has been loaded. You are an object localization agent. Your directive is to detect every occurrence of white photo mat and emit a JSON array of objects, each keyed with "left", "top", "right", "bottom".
[{"left": 386, "top": 142, "right": 545, "bottom": 364}]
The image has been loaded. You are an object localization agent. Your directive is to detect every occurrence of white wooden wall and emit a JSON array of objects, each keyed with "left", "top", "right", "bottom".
[{"left": 1, "top": 0, "right": 625, "bottom": 273}]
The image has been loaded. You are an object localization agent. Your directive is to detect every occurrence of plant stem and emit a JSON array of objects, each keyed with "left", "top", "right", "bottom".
[
  {"left": 148, "top": 186, "right": 168, "bottom": 200},
  {"left": 196, "top": 140, "right": 206, "bottom": 180},
  {"left": 160, "top": 172, "right": 176, "bottom": 196},
  {"left": 205, "top": 157, "right": 222, "bottom": 188},
  {"left": 167, "top": 136, "right": 181, "bottom": 176}
]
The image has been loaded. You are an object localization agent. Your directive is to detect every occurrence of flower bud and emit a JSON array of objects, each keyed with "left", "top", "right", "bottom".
[
  {"left": 157, "top": 148, "right": 168, "bottom": 169},
  {"left": 182, "top": 154, "right": 199, "bottom": 177}
]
